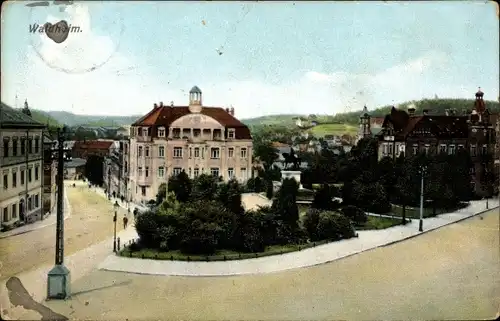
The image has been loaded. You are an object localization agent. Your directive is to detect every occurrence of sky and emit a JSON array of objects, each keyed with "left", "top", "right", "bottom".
[{"left": 1, "top": 1, "right": 499, "bottom": 119}]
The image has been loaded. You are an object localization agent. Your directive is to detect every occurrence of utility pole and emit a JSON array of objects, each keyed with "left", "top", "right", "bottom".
[
  {"left": 47, "top": 126, "right": 71, "bottom": 300},
  {"left": 419, "top": 166, "right": 426, "bottom": 232}
]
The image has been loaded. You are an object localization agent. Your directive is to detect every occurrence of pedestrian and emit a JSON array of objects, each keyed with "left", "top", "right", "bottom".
[{"left": 123, "top": 216, "right": 129, "bottom": 229}]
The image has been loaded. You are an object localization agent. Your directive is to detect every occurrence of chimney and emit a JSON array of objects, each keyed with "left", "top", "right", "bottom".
[
  {"left": 225, "top": 108, "right": 229, "bottom": 113},
  {"left": 153, "top": 103, "right": 158, "bottom": 108},
  {"left": 170, "top": 101, "right": 174, "bottom": 107},
  {"left": 423, "top": 109, "right": 429, "bottom": 116},
  {"left": 407, "top": 107, "right": 416, "bottom": 116},
  {"left": 159, "top": 101, "right": 163, "bottom": 107},
  {"left": 230, "top": 107, "right": 235, "bottom": 116}
]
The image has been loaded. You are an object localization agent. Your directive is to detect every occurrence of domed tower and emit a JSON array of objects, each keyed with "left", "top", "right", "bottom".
[
  {"left": 358, "top": 105, "right": 371, "bottom": 141},
  {"left": 22, "top": 99, "right": 32, "bottom": 117},
  {"left": 188, "top": 86, "right": 202, "bottom": 113}
]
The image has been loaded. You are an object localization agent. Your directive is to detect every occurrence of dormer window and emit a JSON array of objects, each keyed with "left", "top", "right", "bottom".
[
  {"left": 142, "top": 127, "right": 149, "bottom": 136},
  {"left": 228, "top": 129, "right": 235, "bottom": 139},
  {"left": 158, "top": 127, "right": 165, "bottom": 137}
]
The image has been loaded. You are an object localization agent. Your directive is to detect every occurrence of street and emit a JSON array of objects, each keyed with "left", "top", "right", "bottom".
[
  {"left": 38, "top": 208, "right": 499, "bottom": 320},
  {"left": 0, "top": 181, "right": 128, "bottom": 280}
]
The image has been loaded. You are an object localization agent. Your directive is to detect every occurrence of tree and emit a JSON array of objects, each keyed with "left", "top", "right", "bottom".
[
  {"left": 271, "top": 178, "right": 301, "bottom": 242},
  {"left": 168, "top": 171, "right": 192, "bottom": 203},
  {"left": 191, "top": 174, "right": 220, "bottom": 201},
  {"left": 84, "top": 155, "right": 104, "bottom": 185},
  {"left": 216, "top": 179, "right": 244, "bottom": 215},
  {"left": 156, "top": 183, "right": 167, "bottom": 205},
  {"left": 303, "top": 208, "right": 321, "bottom": 241},
  {"left": 315, "top": 211, "right": 356, "bottom": 241},
  {"left": 341, "top": 205, "right": 367, "bottom": 224},
  {"left": 265, "top": 180, "right": 274, "bottom": 199},
  {"left": 312, "top": 184, "right": 335, "bottom": 211}
]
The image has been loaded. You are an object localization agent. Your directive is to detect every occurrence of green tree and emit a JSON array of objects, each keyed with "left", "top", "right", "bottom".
[
  {"left": 167, "top": 171, "right": 192, "bottom": 203},
  {"left": 191, "top": 174, "right": 220, "bottom": 201},
  {"left": 156, "top": 183, "right": 167, "bottom": 205}
]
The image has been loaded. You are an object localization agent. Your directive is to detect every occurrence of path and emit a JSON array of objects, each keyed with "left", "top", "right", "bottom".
[
  {"left": 98, "top": 199, "right": 498, "bottom": 276},
  {"left": 38, "top": 208, "right": 500, "bottom": 321}
]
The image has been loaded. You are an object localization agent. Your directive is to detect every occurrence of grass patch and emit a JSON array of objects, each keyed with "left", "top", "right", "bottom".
[
  {"left": 355, "top": 216, "right": 403, "bottom": 230},
  {"left": 119, "top": 240, "right": 334, "bottom": 262},
  {"left": 390, "top": 203, "right": 468, "bottom": 219},
  {"left": 311, "top": 123, "right": 357, "bottom": 137}
]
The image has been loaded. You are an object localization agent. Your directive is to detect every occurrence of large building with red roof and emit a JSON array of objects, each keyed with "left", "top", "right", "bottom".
[
  {"left": 128, "top": 86, "right": 253, "bottom": 202},
  {"left": 374, "top": 88, "right": 497, "bottom": 196}
]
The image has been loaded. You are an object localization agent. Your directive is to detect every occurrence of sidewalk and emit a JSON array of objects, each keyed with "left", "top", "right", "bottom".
[
  {"left": 0, "top": 187, "right": 71, "bottom": 239},
  {"left": 97, "top": 199, "right": 499, "bottom": 277}
]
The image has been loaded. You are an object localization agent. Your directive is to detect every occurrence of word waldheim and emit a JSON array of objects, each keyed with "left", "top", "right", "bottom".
[{"left": 29, "top": 23, "right": 82, "bottom": 33}]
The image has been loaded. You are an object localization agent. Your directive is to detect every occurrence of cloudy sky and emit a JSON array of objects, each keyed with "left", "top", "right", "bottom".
[{"left": 1, "top": 1, "right": 498, "bottom": 119}]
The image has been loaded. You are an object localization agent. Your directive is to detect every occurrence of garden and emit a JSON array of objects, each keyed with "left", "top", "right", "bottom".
[{"left": 120, "top": 172, "right": 400, "bottom": 261}]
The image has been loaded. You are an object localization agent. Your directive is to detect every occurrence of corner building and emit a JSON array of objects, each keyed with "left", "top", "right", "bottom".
[{"left": 128, "top": 86, "right": 253, "bottom": 203}]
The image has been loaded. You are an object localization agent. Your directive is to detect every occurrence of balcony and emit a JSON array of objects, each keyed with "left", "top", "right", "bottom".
[{"left": 136, "top": 175, "right": 153, "bottom": 186}]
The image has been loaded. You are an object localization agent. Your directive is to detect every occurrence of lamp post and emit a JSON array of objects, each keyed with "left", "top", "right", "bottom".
[
  {"left": 47, "top": 126, "right": 70, "bottom": 300},
  {"left": 418, "top": 165, "right": 427, "bottom": 232},
  {"left": 107, "top": 164, "right": 112, "bottom": 200},
  {"left": 113, "top": 200, "right": 119, "bottom": 252}
]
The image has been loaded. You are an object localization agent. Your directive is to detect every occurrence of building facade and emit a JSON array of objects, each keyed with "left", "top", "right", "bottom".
[
  {"left": 72, "top": 140, "right": 114, "bottom": 159},
  {"left": 376, "top": 88, "right": 497, "bottom": 195},
  {"left": 0, "top": 101, "right": 46, "bottom": 227},
  {"left": 128, "top": 86, "right": 253, "bottom": 203},
  {"left": 43, "top": 132, "right": 57, "bottom": 216}
]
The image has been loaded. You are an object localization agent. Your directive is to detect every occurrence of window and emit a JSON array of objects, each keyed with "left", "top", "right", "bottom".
[
  {"left": 173, "top": 167, "right": 182, "bottom": 176},
  {"left": 470, "top": 144, "right": 476, "bottom": 156},
  {"left": 12, "top": 172, "right": 16, "bottom": 188},
  {"left": 412, "top": 144, "right": 418, "bottom": 155},
  {"left": 211, "top": 148, "right": 220, "bottom": 159},
  {"left": 158, "top": 128, "right": 165, "bottom": 137},
  {"left": 35, "top": 166, "right": 39, "bottom": 181},
  {"left": 138, "top": 167, "right": 143, "bottom": 176},
  {"left": 3, "top": 175, "right": 7, "bottom": 190},
  {"left": 192, "top": 168, "right": 199, "bottom": 178},
  {"left": 383, "top": 143, "right": 388, "bottom": 155},
  {"left": 240, "top": 168, "right": 247, "bottom": 181},
  {"left": 388, "top": 144, "right": 394, "bottom": 155},
  {"left": 28, "top": 196, "right": 32, "bottom": 211},
  {"left": 173, "top": 147, "right": 183, "bottom": 158},
  {"left": 448, "top": 145, "right": 456, "bottom": 155},
  {"left": 12, "top": 140, "right": 18, "bottom": 156},
  {"left": 20, "top": 139, "right": 25, "bottom": 156},
  {"left": 142, "top": 128, "right": 148, "bottom": 136},
  {"left": 228, "top": 130, "right": 235, "bottom": 139},
  {"left": 194, "top": 148, "right": 200, "bottom": 158},
  {"left": 228, "top": 148, "right": 234, "bottom": 158},
  {"left": 189, "top": 148, "right": 192, "bottom": 158},
  {"left": 145, "top": 147, "right": 150, "bottom": 157},
  {"left": 11, "top": 204, "right": 17, "bottom": 219},
  {"left": 28, "top": 168, "right": 32, "bottom": 182},
  {"left": 125, "top": 161, "right": 128, "bottom": 173},
  {"left": 138, "top": 146, "right": 143, "bottom": 157},
  {"left": 458, "top": 144, "right": 464, "bottom": 150},
  {"left": 240, "top": 148, "right": 247, "bottom": 158},
  {"left": 3, "top": 208, "right": 8, "bottom": 222},
  {"left": 28, "top": 139, "right": 33, "bottom": 154},
  {"left": 141, "top": 186, "right": 146, "bottom": 196},
  {"left": 423, "top": 144, "right": 430, "bottom": 154},
  {"left": 158, "top": 167, "right": 164, "bottom": 178},
  {"left": 35, "top": 194, "right": 39, "bottom": 208},
  {"left": 145, "top": 167, "right": 149, "bottom": 177},
  {"left": 228, "top": 168, "right": 234, "bottom": 178},
  {"left": 210, "top": 167, "right": 219, "bottom": 177},
  {"left": 439, "top": 144, "right": 447, "bottom": 154},
  {"left": 34, "top": 137, "right": 40, "bottom": 154},
  {"left": 20, "top": 170, "right": 24, "bottom": 185},
  {"left": 158, "top": 146, "right": 165, "bottom": 157},
  {"left": 482, "top": 144, "right": 487, "bottom": 155},
  {"left": 3, "top": 139, "right": 8, "bottom": 157}
]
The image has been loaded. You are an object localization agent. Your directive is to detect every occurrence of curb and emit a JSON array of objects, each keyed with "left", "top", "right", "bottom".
[{"left": 0, "top": 189, "right": 72, "bottom": 239}]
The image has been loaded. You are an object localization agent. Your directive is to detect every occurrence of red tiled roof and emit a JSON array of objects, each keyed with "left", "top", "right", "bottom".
[
  {"left": 73, "top": 140, "right": 114, "bottom": 150},
  {"left": 132, "top": 105, "right": 251, "bottom": 139}
]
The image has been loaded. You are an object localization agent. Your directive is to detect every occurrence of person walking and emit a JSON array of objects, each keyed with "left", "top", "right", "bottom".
[{"left": 123, "top": 216, "right": 129, "bottom": 229}]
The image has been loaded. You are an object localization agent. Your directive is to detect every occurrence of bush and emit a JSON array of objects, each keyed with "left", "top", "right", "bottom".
[
  {"left": 316, "top": 211, "right": 356, "bottom": 241},
  {"left": 303, "top": 208, "right": 321, "bottom": 241},
  {"left": 341, "top": 205, "right": 367, "bottom": 224}
]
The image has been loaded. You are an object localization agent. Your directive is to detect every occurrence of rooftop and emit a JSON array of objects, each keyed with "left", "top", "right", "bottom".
[{"left": 0, "top": 102, "right": 46, "bottom": 129}]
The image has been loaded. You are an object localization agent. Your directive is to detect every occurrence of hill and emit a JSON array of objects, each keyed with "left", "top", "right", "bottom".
[
  {"left": 28, "top": 109, "right": 63, "bottom": 127},
  {"left": 34, "top": 110, "right": 142, "bottom": 127}
]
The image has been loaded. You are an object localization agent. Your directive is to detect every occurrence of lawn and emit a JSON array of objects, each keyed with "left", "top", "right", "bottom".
[
  {"left": 355, "top": 216, "right": 403, "bottom": 230},
  {"left": 390, "top": 203, "right": 468, "bottom": 219},
  {"left": 119, "top": 241, "right": 331, "bottom": 262},
  {"left": 311, "top": 123, "right": 358, "bottom": 137}
]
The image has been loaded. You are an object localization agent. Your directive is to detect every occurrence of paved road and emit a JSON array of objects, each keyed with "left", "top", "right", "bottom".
[
  {"left": 36, "top": 209, "right": 499, "bottom": 321},
  {"left": 0, "top": 181, "right": 128, "bottom": 280}
]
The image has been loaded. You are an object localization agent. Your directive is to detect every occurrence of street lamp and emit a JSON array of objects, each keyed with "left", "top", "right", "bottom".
[
  {"left": 113, "top": 200, "right": 119, "bottom": 252},
  {"left": 47, "top": 126, "right": 71, "bottom": 300},
  {"left": 107, "top": 165, "right": 112, "bottom": 200},
  {"left": 418, "top": 165, "right": 427, "bottom": 232}
]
